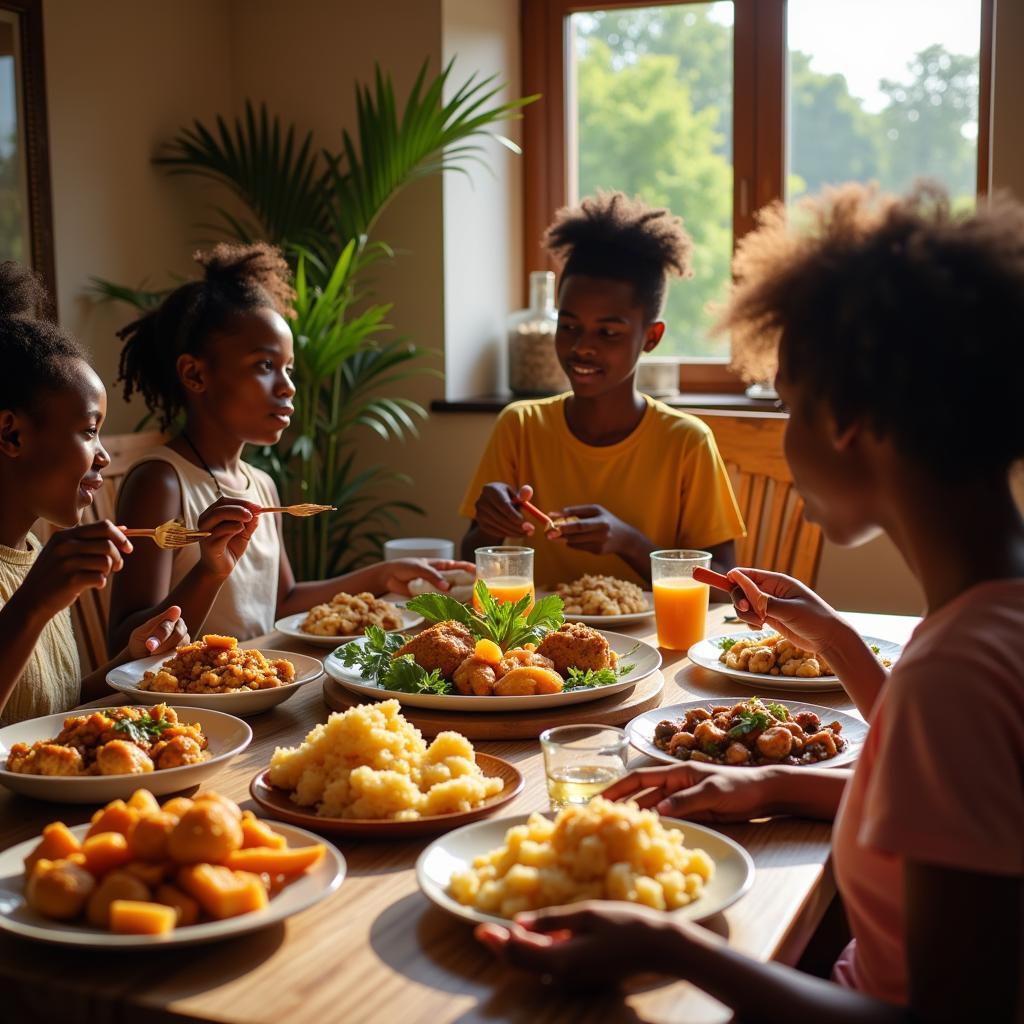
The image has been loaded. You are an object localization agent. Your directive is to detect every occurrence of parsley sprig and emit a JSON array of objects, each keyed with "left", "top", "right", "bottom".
[
  {"left": 335, "top": 627, "right": 453, "bottom": 695},
  {"left": 113, "top": 712, "right": 172, "bottom": 746}
]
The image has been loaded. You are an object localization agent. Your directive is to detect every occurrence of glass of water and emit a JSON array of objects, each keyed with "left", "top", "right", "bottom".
[{"left": 539, "top": 725, "right": 629, "bottom": 811}]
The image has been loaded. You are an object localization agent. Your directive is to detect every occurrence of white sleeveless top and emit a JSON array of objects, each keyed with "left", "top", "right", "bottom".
[{"left": 124, "top": 447, "right": 281, "bottom": 640}]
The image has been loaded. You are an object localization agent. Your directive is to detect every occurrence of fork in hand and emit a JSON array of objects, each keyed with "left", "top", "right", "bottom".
[{"left": 121, "top": 519, "right": 211, "bottom": 550}]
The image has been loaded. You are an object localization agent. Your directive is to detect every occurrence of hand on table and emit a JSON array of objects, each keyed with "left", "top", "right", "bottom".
[
  {"left": 602, "top": 762, "right": 782, "bottom": 823},
  {"left": 373, "top": 558, "right": 477, "bottom": 596},
  {"left": 474, "top": 482, "right": 535, "bottom": 540},
  {"left": 127, "top": 604, "right": 190, "bottom": 658}
]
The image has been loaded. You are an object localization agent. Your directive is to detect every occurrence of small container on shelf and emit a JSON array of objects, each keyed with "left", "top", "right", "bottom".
[{"left": 507, "top": 271, "right": 568, "bottom": 397}]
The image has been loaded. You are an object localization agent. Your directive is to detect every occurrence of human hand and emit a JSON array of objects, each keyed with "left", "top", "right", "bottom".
[
  {"left": 127, "top": 604, "right": 190, "bottom": 659},
  {"left": 546, "top": 504, "right": 639, "bottom": 556},
  {"left": 476, "top": 901, "right": 691, "bottom": 984},
  {"left": 726, "top": 568, "right": 846, "bottom": 655},
  {"left": 602, "top": 762, "right": 783, "bottom": 823},
  {"left": 25, "top": 520, "right": 133, "bottom": 616},
  {"left": 474, "top": 483, "right": 535, "bottom": 539},
  {"left": 196, "top": 498, "right": 262, "bottom": 579},
  {"left": 374, "top": 558, "right": 477, "bottom": 596}
]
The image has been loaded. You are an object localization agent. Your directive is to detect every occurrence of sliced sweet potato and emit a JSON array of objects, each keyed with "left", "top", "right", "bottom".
[
  {"left": 109, "top": 899, "right": 177, "bottom": 935},
  {"left": 154, "top": 883, "right": 200, "bottom": 927},
  {"left": 123, "top": 860, "right": 172, "bottom": 887},
  {"left": 24, "top": 821, "right": 81, "bottom": 875},
  {"left": 159, "top": 796, "right": 194, "bottom": 820},
  {"left": 127, "top": 789, "right": 161, "bottom": 816},
  {"left": 240, "top": 811, "right": 287, "bottom": 850},
  {"left": 82, "top": 832, "right": 133, "bottom": 877},
  {"left": 86, "top": 870, "right": 151, "bottom": 928},
  {"left": 86, "top": 800, "right": 139, "bottom": 839},
  {"left": 202, "top": 634, "right": 237, "bottom": 650},
  {"left": 226, "top": 845, "right": 326, "bottom": 876},
  {"left": 177, "top": 864, "right": 268, "bottom": 919}
]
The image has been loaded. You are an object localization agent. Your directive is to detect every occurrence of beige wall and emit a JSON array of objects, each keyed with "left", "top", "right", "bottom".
[{"left": 38, "top": 1, "right": 1022, "bottom": 614}]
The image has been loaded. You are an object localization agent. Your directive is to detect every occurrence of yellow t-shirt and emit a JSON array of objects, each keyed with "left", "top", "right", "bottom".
[{"left": 459, "top": 394, "right": 745, "bottom": 586}]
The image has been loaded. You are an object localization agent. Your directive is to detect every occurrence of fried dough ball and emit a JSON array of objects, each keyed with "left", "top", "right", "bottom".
[
  {"left": 86, "top": 869, "right": 151, "bottom": 928},
  {"left": 26, "top": 858, "right": 95, "bottom": 920},
  {"left": 166, "top": 802, "right": 243, "bottom": 864},
  {"left": 394, "top": 621, "right": 475, "bottom": 678},
  {"left": 536, "top": 622, "right": 611, "bottom": 674},
  {"left": 453, "top": 656, "right": 497, "bottom": 696},
  {"left": 129, "top": 811, "right": 178, "bottom": 861},
  {"left": 756, "top": 727, "right": 794, "bottom": 759},
  {"left": 693, "top": 720, "right": 728, "bottom": 753},
  {"left": 746, "top": 646, "right": 776, "bottom": 674},
  {"left": 724, "top": 742, "right": 752, "bottom": 765},
  {"left": 150, "top": 735, "right": 205, "bottom": 770},
  {"left": 9, "top": 743, "right": 85, "bottom": 776},
  {"left": 95, "top": 740, "right": 154, "bottom": 776}
]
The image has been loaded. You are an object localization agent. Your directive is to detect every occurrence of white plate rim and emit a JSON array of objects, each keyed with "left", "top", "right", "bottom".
[
  {"left": 0, "top": 820, "right": 345, "bottom": 948},
  {"left": 415, "top": 812, "right": 754, "bottom": 925},
  {"left": 626, "top": 697, "right": 866, "bottom": 770},
  {"left": 273, "top": 607, "right": 425, "bottom": 646},
  {"left": 0, "top": 706, "right": 252, "bottom": 794},
  {"left": 323, "top": 629, "right": 661, "bottom": 712},
  {"left": 687, "top": 632, "right": 902, "bottom": 692},
  {"left": 536, "top": 588, "right": 655, "bottom": 626}
]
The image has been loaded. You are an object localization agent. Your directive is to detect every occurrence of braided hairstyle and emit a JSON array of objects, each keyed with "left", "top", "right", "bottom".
[
  {"left": 117, "top": 242, "right": 296, "bottom": 429},
  {"left": 0, "top": 262, "right": 87, "bottom": 414},
  {"left": 720, "top": 181, "right": 1024, "bottom": 477},
  {"left": 543, "top": 190, "right": 693, "bottom": 322}
]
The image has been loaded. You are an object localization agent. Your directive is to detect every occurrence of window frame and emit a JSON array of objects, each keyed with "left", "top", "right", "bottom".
[{"left": 521, "top": 0, "right": 994, "bottom": 382}]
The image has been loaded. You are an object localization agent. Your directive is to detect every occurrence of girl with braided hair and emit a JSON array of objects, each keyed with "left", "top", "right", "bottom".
[
  {"left": 109, "top": 243, "right": 471, "bottom": 649},
  {"left": 460, "top": 191, "right": 743, "bottom": 585}
]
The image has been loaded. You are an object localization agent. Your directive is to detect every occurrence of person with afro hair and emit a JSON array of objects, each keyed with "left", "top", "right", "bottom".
[
  {"left": 109, "top": 243, "right": 472, "bottom": 650},
  {"left": 478, "top": 183, "right": 1024, "bottom": 1023},
  {"left": 460, "top": 191, "right": 743, "bottom": 585}
]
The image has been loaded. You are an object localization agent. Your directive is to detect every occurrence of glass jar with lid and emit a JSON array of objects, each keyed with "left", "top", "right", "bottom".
[{"left": 507, "top": 271, "right": 569, "bottom": 397}]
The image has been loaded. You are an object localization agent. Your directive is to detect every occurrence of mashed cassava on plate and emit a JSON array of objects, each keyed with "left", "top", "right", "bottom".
[{"left": 268, "top": 700, "right": 504, "bottom": 820}]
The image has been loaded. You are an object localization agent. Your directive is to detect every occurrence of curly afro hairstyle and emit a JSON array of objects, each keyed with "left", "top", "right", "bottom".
[
  {"left": 719, "top": 181, "right": 1024, "bottom": 477},
  {"left": 0, "top": 262, "right": 87, "bottom": 415},
  {"left": 117, "top": 242, "right": 296, "bottom": 429},
  {"left": 543, "top": 190, "right": 692, "bottom": 322}
]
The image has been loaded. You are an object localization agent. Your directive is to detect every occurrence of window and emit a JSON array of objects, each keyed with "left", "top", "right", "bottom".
[{"left": 523, "top": 0, "right": 993, "bottom": 364}]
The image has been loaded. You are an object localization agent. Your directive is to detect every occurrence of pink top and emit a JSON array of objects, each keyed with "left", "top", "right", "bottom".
[{"left": 831, "top": 579, "right": 1024, "bottom": 1005}]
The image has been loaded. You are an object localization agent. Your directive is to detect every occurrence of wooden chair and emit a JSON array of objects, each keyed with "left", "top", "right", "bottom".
[
  {"left": 35, "top": 430, "right": 165, "bottom": 671},
  {"left": 694, "top": 410, "right": 824, "bottom": 587}
]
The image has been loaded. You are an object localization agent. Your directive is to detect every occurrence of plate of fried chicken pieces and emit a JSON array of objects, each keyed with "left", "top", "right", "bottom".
[{"left": 325, "top": 621, "right": 662, "bottom": 711}]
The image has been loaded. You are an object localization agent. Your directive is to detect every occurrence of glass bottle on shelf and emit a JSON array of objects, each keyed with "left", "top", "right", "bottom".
[{"left": 507, "top": 270, "right": 568, "bottom": 397}]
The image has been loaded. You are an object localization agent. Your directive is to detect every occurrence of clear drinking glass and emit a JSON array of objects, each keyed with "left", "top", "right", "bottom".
[
  {"left": 474, "top": 545, "right": 535, "bottom": 611},
  {"left": 540, "top": 725, "right": 629, "bottom": 811},
  {"left": 651, "top": 549, "right": 712, "bottom": 651}
]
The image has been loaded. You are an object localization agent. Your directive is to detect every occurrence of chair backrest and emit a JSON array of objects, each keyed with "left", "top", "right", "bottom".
[
  {"left": 35, "top": 430, "right": 166, "bottom": 671},
  {"left": 695, "top": 411, "right": 824, "bottom": 587}
]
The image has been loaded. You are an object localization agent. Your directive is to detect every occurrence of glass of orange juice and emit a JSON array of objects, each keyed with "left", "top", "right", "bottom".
[
  {"left": 474, "top": 546, "right": 535, "bottom": 612},
  {"left": 651, "top": 549, "right": 712, "bottom": 651}
]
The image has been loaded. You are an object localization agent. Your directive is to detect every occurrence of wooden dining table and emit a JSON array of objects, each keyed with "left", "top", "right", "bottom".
[{"left": 0, "top": 605, "right": 918, "bottom": 1024}]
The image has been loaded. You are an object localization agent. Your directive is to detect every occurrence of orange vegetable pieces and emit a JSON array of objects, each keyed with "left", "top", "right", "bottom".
[
  {"left": 123, "top": 861, "right": 172, "bottom": 887},
  {"left": 25, "top": 858, "right": 95, "bottom": 920},
  {"left": 192, "top": 791, "right": 242, "bottom": 820},
  {"left": 86, "top": 800, "right": 139, "bottom": 839},
  {"left": 202, "top": 634, "right": 237, "bottom": 650},
  {"left": 86, "top": 869, "right": 151, "bottom": 928},
  {"left": 129, "top": 811, "right": 177, "bottom": 861},
  {"left": 473, "top": 638, "right": 503, "bottom": 665},
  {"left": 109, "top": 899, "right": 177, "bottom": 935},
  {"left": 160, "top": 796, "right": 194, "bottom": 820},
  {"left": 82, "top": 832, "right": 133, "bottom": 877},
  {"left": 127, "top": 789, "right": 161, "bottom": 815},
  {"left": 226, "top": 845, "right": 326, "bottom": 876},
  {"left": 178, "top": 864, "right": 268, "bottom": 920},
  {"left": 24, "top": 821, "right": 80, "bottom": 875},
  {"left": 155, "top": 883, "right": 200, "bottom": 927},
  {"left": 240, "top": 810, "right": 287, "bottom": 850},
  {"left": 167, "top": 801, "right": 243, "bottom": 864}
]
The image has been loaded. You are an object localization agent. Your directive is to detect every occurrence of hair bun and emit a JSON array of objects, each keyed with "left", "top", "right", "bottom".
[
  {"left": 193, "top": 242, "right": 295, "bottom": 317},
  {"left": 0, "top": 262, "right": 48, "bottom": 320}
]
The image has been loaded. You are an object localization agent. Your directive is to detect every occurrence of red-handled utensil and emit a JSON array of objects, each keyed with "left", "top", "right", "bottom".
[
  {"left": 693, "top": 566, "right": 734, "bottom": 593},
  {"left": 515, "top": 497, "right": 556, "bottom": 533}
]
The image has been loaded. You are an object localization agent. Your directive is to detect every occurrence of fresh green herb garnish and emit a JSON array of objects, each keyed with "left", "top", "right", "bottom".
[
  {"left": 335, "top": 629, "right": 452, "bottom": 695},
  {"left": 381, "top": 656, "right": 451, "bottom": 695},
  {"left": 718, "top": 637, "right": 738, "bottom": 652},
  {"left": 727, "top": 708, "right": 770, "bottom": 738},
  {"left": 767, "top": 701, "right": 790, "bottom": 721},
  {"left": 112, "top": 713, "right": 171, "bottom": 746},
  {"left": 406, "top": 580, "right": 564, "bottom": 652},
  {"left": 870, "top": 644, "right": 881, "bottom": 655},
  {"left": 564, "top": 666, "right": 618, "bottom": 689}
]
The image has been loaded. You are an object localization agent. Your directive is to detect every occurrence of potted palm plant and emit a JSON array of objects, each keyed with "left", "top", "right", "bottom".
[{"left": 95, "top": 60, "right": 536, "bottom": 579}]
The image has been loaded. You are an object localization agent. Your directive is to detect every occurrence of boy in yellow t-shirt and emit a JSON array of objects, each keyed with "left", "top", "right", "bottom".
[{"left": 460, "top": 192, "right": 744, "bottom": 586}]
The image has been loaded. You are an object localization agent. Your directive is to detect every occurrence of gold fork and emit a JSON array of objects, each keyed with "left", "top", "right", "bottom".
[
  {"left": 257, "top": 503, "right": 337, "bottom": 517},
  {"left": 121, "top": 519, "right": 212, "bottom": 550}
]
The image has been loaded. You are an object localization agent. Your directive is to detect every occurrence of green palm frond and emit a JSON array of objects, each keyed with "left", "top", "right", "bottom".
[{"left": 88, "top": 278, "right": 171, "bottom": 311}]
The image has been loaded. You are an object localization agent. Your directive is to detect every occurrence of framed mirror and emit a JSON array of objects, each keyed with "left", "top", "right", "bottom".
[{"left": 0, "top": 0, "right": 54, "bottom": 299}]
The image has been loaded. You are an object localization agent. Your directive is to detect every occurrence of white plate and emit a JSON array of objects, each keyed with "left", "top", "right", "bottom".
[
  {"left": 0, "top": 821, "right": 345, "bottom": 948},
  {"left": 538, "top": 589, "right": 655, "bottom": 626},
  {"left": 107, "top": 648, "right": 323, "bottom": 717},
  {"left": 416, "top": 813, "right": 754, "bottom": 925},
  {"left": 627, "top": 698, "right": 866, "bottom": 769},
  {"left": 0, "top": 706, "right": 252, "bottom": 803},
  {"left": 324, "top": 630, "right": 661, "bottom": 712},
  {"left": 687, "top": 632, "right": 902, "bottom": 693},
  {"left": 273, "top": 607, "right": 425, "bottom": 648}
]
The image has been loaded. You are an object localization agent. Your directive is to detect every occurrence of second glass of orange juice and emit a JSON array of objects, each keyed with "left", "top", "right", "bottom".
[
  {"left": 651, "top": 549, "right": 712, "bottom": 650},
  {"left": 474, "top": 546, "right": 535, "bottom": 612}
]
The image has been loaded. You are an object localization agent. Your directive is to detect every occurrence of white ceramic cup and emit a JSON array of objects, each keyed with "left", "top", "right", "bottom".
[{"left": 383, "top": 537, "right": 455, "bottom": 561}]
